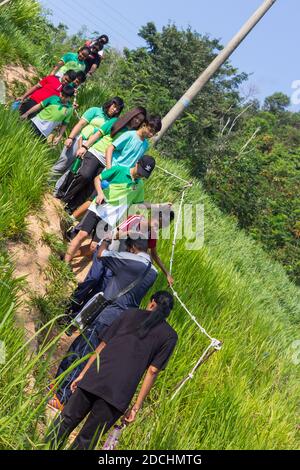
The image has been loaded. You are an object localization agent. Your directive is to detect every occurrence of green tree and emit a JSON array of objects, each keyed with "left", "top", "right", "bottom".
[
  {"left": 112, "top": 22, "right": 247, "bottom": 176},
  {"left": 263, "top": 92, "right": 290, "bottom": 114}
]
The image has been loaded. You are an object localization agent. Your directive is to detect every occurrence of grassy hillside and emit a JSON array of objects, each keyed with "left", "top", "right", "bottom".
[
  {"left": 122, "top": 151, "right": 300, "bottom": 449},
  {"left": 0, "top": 104, "right": 299, "bottom": 449},
  {"left": 0, "top": 0, "right": 299, "bottom": 451}
]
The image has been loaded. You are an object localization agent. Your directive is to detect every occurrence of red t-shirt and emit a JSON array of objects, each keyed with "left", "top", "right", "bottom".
[
  {"left": 117, "top": 215, "right": 157, "bottom": 249},
  {"left": 30, "top": 75, "right": 63, "bottom": 103}
]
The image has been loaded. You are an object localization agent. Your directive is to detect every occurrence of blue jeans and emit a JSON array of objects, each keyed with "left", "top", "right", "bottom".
[{"left": 55, "top": 251, "right": 113, "bottom": 404}]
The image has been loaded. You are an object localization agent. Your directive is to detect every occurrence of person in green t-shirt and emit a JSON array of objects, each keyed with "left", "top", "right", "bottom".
[
  {"left": 64, "top": 155, "right": 158, "bottom": 263},
  {"left": 51, "top": 97, "right": 124, "bottom": 187},
  {"left": 51, "top": 47, "right": 90, "bottom": 78},
  {"left": 60, "top": 107, "right": 147, "bottom": 213},
  {"left": 20, "top": 85, "right": 75, "bottom": 143}
]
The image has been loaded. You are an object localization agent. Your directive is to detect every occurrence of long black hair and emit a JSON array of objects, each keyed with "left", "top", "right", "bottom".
[
  {"left": 137, "top": 291, "right": 174, "bottom": 339},
  {"left": 103, "top": 96, "right": 124, "bottom": 118},
  {"left": 111, "top": 106, "right": 147, "bottom": 138}
]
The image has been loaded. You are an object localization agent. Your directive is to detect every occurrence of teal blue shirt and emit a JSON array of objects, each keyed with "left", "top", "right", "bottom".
[{"left": 112, "top": 130, "right": 149, "bottom": 168}]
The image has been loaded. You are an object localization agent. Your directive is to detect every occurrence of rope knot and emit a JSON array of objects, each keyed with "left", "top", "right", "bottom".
[{"left": 211, "top": 339, "right": 222, "bottom": 350}]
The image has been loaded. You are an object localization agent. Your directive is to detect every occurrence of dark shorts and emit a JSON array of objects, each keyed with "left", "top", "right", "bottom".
[
  {"left": 74, "top": 214, "right": 109, "bottom": 243},
  {"left": 88, "top": 189, "right": 97, "bottom": 202},
  {"left": 19, "top": 98, "right": 37, "bottom": 116},
  {"left": 30, "top": 121, "right": 46, "bottom": 140},
  {"left": 79, "top": 210, "right": 101, "bottom": 238}
]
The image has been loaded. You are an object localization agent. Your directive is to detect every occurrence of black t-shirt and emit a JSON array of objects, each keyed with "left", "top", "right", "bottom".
[
  {"left": 78, "top": 308, "right": 178, "bottom": 412},
  {"left": 85, "top": 53, "right": 101, "bottom": 73}
]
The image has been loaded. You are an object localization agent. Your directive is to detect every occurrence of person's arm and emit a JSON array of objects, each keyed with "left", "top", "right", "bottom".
[
  {"left": 150, "top": 247, "right": 174, "bottom": 286},
  {"left": 70, "top": 340, "right": 107, "bottom": 392},
  {"left": 97, "top": 239, "right": 111, "bottom": 258},
  {"left": 87, "top": 63, "right": 98, "bottom": 77},
  {"left": 105, "top": 144, "right": 115, "bottom": 169},
  {"left": 94, "top": 175, "right": 104, "bottom": 205},
  {"left": 77, "top": 129, "right": 103, "bottom": 158},
  {"left": 105, "top": 131, "right": 131, "bottom": 169},
  {"left": 17, "top": 83, "right": 41, "bottom": 102},
  {"left": 64, "top": 118, "right": 88, "bottom": 149},
  {"left": 125, "top": 366, "right": 160, "bottom": 423},
  {"left": 20, "top": 102, "right": 42, "bottom": 119},
  {"left": 52, "top": 125, "right": 67, "bottom": 146},
  {"left": 50, "top": 60, "right": 64, "bottom": 76}
]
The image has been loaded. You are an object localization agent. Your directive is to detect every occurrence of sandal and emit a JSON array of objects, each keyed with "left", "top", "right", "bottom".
[{"left": 48, "top": 395, "right": 64, "bottom": 412}]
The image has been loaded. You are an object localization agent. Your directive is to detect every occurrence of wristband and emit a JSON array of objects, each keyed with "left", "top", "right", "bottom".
[
  {"left": 68, "top": 136, "right": 75, "bottom": 141},
  {"left": 82, "top": 144, "right": 89, "bottom": 150}
]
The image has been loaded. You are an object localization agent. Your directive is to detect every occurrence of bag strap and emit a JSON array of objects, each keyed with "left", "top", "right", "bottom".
[{"left": 107, "top": 260, "right": 152, "bottom": 303}]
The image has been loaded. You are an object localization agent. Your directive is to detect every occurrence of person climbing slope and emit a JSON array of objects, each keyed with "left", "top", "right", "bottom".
[
  {"left": 60, "top": 107, "right": 147, "bottom": 212},
  {"left": 109, "top": 208, "right": 175, "bottom": 286},
  {"left": 59, "top": 207, "right": 175, "bottom": 327},
  {"left": 20, "top": 85, "right": 75, "bottom": 143},
  {"left": 105, "top": 115, "right": 162, "bottom": 169},
  {"left": 17, "top": 69, "right": 77, "bottom": 115},
  {"left": 50, "top": 47, "right": 90, "bottom": 78},
  {"left": 85, "top": 34, "right": 109, "bottom": 62},
  {"left": 47, "top": 291, "right": 177, "bottom": 450},
  {"left": 51, "top": 236, "right": 158, "bottom": 407},
  {"left": 51, "top": 97, "right": 124, "bottom": 184},
  {"left": 84, "top": 42, "right": 102, "bottom": 77},
  {"left": 64, "top": 155, "right": 158, "bottom": 264},
  {"left": 72, "top": 71, "right": 87, "bottom": 89}
]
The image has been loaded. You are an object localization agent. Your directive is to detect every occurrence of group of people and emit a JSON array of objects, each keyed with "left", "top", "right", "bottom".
[
  {"left": 17, "top": 34, "right": 110, "bottom": 143},
  {"left": 15, "top": 35, "right": 179, "bottom": 450}
]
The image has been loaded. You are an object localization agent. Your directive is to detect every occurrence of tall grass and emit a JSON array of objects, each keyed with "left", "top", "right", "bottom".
[
  {"left": 117, "top": 152, "right": 300, "bottom": 449},
  {"left": 1, "top": 123, "right": 299, "bottom": 448},
  {"left": 0, "top": 107, "right": 55, "bottom": 239},
  {"left": 0, "top": 1, "right": 41, "bottom": 71},
  {"left": 0, "top": 102, "right": 59, "bottom": 448}
]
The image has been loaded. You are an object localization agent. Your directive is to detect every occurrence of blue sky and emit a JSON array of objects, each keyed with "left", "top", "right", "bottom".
[{"left": 40, "top": 0, "right": 300, "bottom": 110}]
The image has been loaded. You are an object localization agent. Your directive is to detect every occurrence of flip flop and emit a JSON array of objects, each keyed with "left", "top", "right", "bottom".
[{"left": 48, "top": 394, "right": 64, "bottom": 412}]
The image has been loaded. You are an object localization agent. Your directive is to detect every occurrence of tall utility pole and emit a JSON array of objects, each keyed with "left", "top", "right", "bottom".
[
  {"left": 153, "top": 0, "right": 277, "bottom": 144},
  {"left": 0, "top": 0, "right": 12, "bottom": 7}
]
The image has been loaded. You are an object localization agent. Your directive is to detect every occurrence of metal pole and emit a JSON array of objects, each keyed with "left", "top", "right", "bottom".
[
  {"left": 0, "top": 0, "right": 13, "bottom": 7},
  {"left": 153, "top": 0, "right": 277, "bottom": 144}
]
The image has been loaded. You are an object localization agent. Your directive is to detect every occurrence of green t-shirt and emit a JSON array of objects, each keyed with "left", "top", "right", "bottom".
[
  {"left": 91, "top": 121, "right": 127, "bottom": 155},
  {"left": 89, "top": 166, "right": 144, "bottom": 226},
  {"left": 31, "top": 95, "right": 73, "bottom": 137},
  {"left": 100, "top": 166, "right": 144, "bottom": 206},
  {"left": 88, "top": 118, "right": 119, "bottom": 165},
  {"left": 58, "top": 52, "right": 86, "bottom": 76},
  {"left": 80, "top": 106, "right": 108, "bottom": 140}
]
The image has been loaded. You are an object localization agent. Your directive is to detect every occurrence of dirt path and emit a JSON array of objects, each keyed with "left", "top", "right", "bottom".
[
  {"left": 7, "top": 192, "right": 91, "bottom": 363},
  {"left": 7, "top": 192, "right": 93, "bottom": 429},
  {"left": 2, "top": 64, "right": 38, "bottom": 101}
]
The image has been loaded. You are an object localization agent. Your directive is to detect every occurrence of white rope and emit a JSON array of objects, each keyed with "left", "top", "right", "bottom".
[
  {"left": 171, "top": 341, "right": 215, "bottom": 400},
  {"left": 157, "top": 164, "right": 192, "bottom": 185},
  {"left": 171, "top": 288, "right": 218, "bottom": 343},
  {"left": 169, "top": 188, "right": 186, "bottom": 275},
  {"left": 155, "top": 164, "right": 223, "bottom": 398}
]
